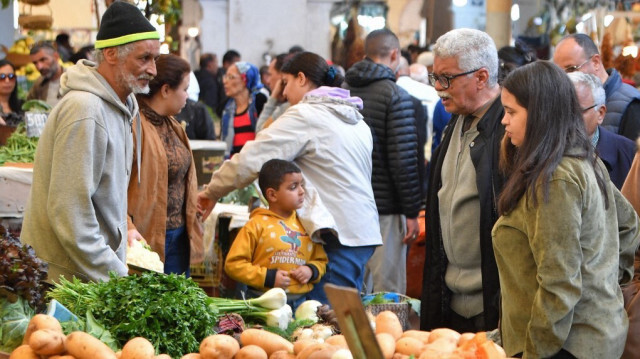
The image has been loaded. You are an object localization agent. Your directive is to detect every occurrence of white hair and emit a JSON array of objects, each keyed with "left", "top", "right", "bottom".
[
  {"left": 409, "top": 63, "right": 429, "bottom": 84},
  {"left": 93, "top": 42, "right": 137, "bottom": 65},
  {"left": 433, "top": 28, "right": 499, "bottom": 87},
  {"left": 567, "top": 72, "right": 606, "bottom": 108}
]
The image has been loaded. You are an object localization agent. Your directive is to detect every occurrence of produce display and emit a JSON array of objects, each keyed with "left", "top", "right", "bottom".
[
  {"left": 0, "top": 234, "right": 48, "bottom": 353},
  {"left": 46, "top": 273, "right": 293, "bottom": 358},
  {"left": 0, "top": 124, "right": 39, "bottom": 165},
  {"left": 125, "top": 240, "right": 164, "bottom": 273},
  {"left": 1, "top": 238, "right": 510, "bottom": 359},
  {"left": 7, "top": 310, "right": 510, "bottom": 359}
]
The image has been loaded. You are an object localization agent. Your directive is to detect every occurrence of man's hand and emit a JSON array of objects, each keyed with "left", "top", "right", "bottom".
[
  {"left": 127, "top": 229, "right": 146, "bottom": 247},
  {"left": 274, "top": 269, "right": 291, "bottom": 288},
  {"left": 402, "top": 217, "right": 420, "bottom": 245},
  {"left": 290, "top": 266, "right": 312, "bottom": 284},
  {"left": 197, "top": 191, "right": 217, "bottom": 221}
]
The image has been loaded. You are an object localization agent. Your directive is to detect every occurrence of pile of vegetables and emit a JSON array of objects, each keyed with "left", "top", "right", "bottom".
[
  {"left": 126, "top": 240, "right": 164, "bottom": 273},
  {"left": 0, "top": 124, "right": 39, "bottom": 165},
  {"left": 47, "top": 272, "right": 293, "bottom": 357},
  {"left": 0, "top": 234, "right": 48, "bottom": 352}
]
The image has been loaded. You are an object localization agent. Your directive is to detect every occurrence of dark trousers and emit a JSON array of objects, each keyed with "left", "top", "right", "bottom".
[{"left": 449, "top": 309, "right": 486, "bottom": 333}]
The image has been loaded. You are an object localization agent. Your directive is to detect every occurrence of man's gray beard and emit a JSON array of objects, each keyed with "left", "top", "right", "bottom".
[{"left": 116, "top": 68, "right": 150, "bottom": 95}]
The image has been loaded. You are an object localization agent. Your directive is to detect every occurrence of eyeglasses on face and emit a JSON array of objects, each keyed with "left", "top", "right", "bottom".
[
  {"left": 564, "top": 56, "right": 594, "bottom": 73},
  {"left": 581, "top": 104, "right": 598, "bottom": 113},
  {"left": 428, "top": 68, "right": 481, "bottom": 89},
  {"left": 223, "top": 73, "right": 240, "bottom": 81},
  {"left": 0, "top": 73, "right": 16, "bottom": 81}
]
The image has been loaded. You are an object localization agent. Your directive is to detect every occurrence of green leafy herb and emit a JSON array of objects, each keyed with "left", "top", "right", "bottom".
[
  {"left": 0, "top": 296, "right": 34, "bottom": 352},
  {"left": 49, "top": 273, "right": 215, "bottom": 358}
]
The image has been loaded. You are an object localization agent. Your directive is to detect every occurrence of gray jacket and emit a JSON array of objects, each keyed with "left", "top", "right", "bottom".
[{"left": 21, "top": 60, "right": 136, "bottom": 283}]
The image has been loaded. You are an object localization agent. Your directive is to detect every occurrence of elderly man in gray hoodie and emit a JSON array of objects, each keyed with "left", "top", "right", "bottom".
[{"left": 21, "top": 1, "right": 160, "bottom": 283}]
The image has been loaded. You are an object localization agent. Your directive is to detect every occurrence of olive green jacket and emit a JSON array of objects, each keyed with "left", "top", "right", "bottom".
[{"left": 492, "top": 156, "right": 640, "bottom": 358}]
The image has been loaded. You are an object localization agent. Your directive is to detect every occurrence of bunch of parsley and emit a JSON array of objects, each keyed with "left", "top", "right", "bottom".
[{"left": 49, "top": 273, "right": 215, "bottom": 358}]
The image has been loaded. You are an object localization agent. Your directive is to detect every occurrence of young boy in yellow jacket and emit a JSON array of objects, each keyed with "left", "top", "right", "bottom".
[{"left": 224, "top": 159, "right": 328, "bottom": 309}]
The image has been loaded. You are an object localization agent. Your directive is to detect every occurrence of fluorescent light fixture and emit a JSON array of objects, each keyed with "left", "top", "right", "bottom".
[
  {"left": 533, "top": 17, "right": 542, "bottom": 26},
  {"left": 623, "top": 45, "right": 638, "bottom": 58},
  {"left": 604, "top": 15, "right": 614, "bottom": 27},
  {"left": 453, "top": 0, "right": 467, "bottom": 7},
  {"left": 511, "top": 4, "right": 520, "bottom": 21},
  {"left": 187, "top": 27, "right": 199, "bottom": 38}
]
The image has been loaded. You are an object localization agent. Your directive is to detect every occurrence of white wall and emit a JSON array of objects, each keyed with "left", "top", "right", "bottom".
[
  {"left": 0, "top": 1, "right": 17, "bottom": 52},
  {"left": 199, "top": 0, "right": 339, "bottom": 68}
]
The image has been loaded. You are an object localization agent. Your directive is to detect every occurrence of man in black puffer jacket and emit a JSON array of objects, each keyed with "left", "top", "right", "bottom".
[{"left": 344, "top": 29, "right": 422, "bottom": 295}]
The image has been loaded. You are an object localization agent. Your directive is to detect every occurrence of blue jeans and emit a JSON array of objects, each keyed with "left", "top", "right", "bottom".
[
  {"left": 165, "top": 226, "right": 190, "bottom": 277},
  {"left": 307, "top": 232, "right": 376, "bottom": 305}
]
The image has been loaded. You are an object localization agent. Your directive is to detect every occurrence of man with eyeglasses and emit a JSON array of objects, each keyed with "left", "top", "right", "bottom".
[
  {"left": 344, "top": 28, "right": 421, "bottom": 296},
  {"left": 27, "top": 42, "right": 65, "bottom": 108},
  {"left": 554, "top": 33, "right": 640, "bottom": 141},
  {"left": 568, "top": 72, "right": 635, "bottom": 189},
  {"left": 420, "top": 28, "right": 504, "bottom": 334}
]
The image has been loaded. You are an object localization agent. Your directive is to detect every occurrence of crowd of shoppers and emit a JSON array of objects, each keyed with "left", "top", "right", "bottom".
[{"left": 8, "top": 2, "right": 640, "bottom": 357}]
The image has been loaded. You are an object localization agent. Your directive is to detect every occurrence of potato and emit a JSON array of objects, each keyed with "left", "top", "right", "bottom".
[
  {"left": 324, "top": 335, "right": 348, "bottom": 349},
  {"left": 49, "top": 355, "right": 76, "bottom": 359},
  {"left": 457, "top": 333, "right": 476, "bottom": 348},
  {"left": 235, "top": 345, "right": 267, "bottom": 359},
  {"left": 180, "top": 354, "right": 200, "bottom": 359},
  {"left": 9, "top": 345, "right": 39, "bottom": 359},
  {"left": 391, "top": 355, "right": 410, "bottom": 359},
  {"left": 296, "top": 343, "right": 330, "bottom": 359},
  {"left": 116, "top": 351, "right": 122, "bottom": 359},
  {"left": 121, "top": 337, "right": 155, "bottom": 359},
  {"left": 374, "top": 311, "right": 403, "bottom": 340},
  {"left": 23, "top": 314, "right": 63, "bottom": 345},
  {"left": 330, "top": 349, "right": 353, "bottom": 359},
  {"left": 29, "top": 328, "right": 66, "bottom": 355},
  {"left": 307, "top": 347, "right": 339, "bottom": 359},
  {"left": 400, "top": 330, "right": 431, "bottom": 344},
  {"left": 155, "top": 355, "right": 171, "bottom": 359},
  {"left": 375, "top": 333, "right": 395, "bottom": 359},
  {"left": 269, "top": 350, "right": 296, "bottom": 359},
  {"left": 199, "top": 334, "right": 239, "bottom": 359},
  {"left": 419, "top": 338, "right": 457, "bottom": 359},
  {"left": 394, "top": 337, "right": 423, "bottom": 357},
  {"left": 240, "top": 329, "right": 293, "bottom": 357},
  {"left": 66, "top": 331, "right": 117, "bottom": 359},
  {"left": 294, "top": 339, "right": 318, "bottom": 355},
  {"left": 427, "top": 328, "right": 460, "bottom": 344}
]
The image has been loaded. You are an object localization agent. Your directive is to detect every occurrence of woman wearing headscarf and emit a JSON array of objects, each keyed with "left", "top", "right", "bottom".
[{"left": 221, "top": 61, "right": 267, "bottom": 156}]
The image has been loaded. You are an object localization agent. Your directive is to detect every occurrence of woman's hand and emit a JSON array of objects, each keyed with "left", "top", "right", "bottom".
[
  {"left": 197, "top": 191, "right": 217, "bottom": 221},
  {"left": 127, "top": 229, "right": 146, "bottom": 247},
  {"left": 272, "top": 78, "right": 286, "bottom": 102},
  {"left": 274, "top": 269, "right": 291, "bottom": 288},
  {"left": 290, "top": 266, "right": 312, "bottom": 284}
]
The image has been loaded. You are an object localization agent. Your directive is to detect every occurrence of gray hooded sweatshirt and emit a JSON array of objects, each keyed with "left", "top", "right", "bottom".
[{"left": 21, "top": 59, "right": 137, "bottom": 283}]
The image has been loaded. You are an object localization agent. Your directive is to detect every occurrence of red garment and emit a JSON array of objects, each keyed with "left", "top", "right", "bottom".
[{"left": 232, "top": 111, "right": 255, "bottom": 151}]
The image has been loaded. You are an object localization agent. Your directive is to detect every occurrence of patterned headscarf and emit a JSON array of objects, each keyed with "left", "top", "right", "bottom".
[{"left": 234, "top": 61, "right": 264, "bottom": 94}]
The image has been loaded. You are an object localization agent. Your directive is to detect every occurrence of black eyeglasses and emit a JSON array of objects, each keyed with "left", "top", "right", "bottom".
[
  {"left": 581, "top": 104, "right": 598, "bottom": 113},
  {"left": 564, "top": 56, "right": 594, "bottom": 73},
  {"left": 428, "top": 68, "right": 481, "bottom": 89},
  {"left": 0, "top": 73, "right": 16, "bottom": 81}
]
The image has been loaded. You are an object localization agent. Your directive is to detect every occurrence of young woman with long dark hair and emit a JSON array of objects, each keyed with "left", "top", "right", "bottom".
[{"left": 493, "top": 60, "right": 640, "bottom": 358}]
